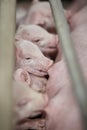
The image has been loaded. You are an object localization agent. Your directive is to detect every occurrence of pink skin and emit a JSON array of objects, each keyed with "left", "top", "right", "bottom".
[
  {"left": 67, "top": 0, "right": 87, "bottom": 31},
  {"left": 16, "top": 24, "right": 59, "bottom": 60},
  {"left": 44, "top": 6, "right": 87, "bottom": 129},
  {"left": 44, "top": 47, "right": 86, "bottom": 130},
  {"left": 14, "top": 68, "right": 47, "bottom": 93},
  {"left": 45, "top": 77, "right": 83, "bottom": 130},
  {"left": 13, "top": 81, "right": 48, "bottom": 129},
  {"left": 45, "top": 51, "right": 86, "bottom": 130},
  {"left": 30, "top": 74, "right": 47, "bottom": 93},
  {"left": 15, "top": 40, "right": 53, "bottom": 76},
  {"left": 69, "top": 6, "right": 87, "bottom": 31}
]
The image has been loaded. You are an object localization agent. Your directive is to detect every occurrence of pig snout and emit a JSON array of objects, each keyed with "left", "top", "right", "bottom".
[{"left": 38, "top": 58, "right": 53, "bottom": 72}]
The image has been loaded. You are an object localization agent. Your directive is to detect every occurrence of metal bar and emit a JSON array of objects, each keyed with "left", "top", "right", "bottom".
[
  {"left": 49, "top": 0, "right": 87, "bottom": 128},
  {"left": 0, "top": 0, "right": 16, "bottom": 130}
]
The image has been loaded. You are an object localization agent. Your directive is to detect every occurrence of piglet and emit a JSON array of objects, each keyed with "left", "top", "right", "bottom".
[
  {"left": 15, "top": 40, "right": 53, "bottom": 76},
  {"left": 13, "top": 81, "right": 48, "bottom": 130},
  {"left": 16, "top": 25, "right": 59, "bottom": 60}
]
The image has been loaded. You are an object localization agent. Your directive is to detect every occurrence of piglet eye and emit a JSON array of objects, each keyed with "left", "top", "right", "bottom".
[{"left": 25, "top": 57, "right": 30, "bottom": 60}]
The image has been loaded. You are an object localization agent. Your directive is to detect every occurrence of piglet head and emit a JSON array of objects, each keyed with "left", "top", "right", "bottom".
[
  {"left": 13, "top": 81, "right": 48, "bottom": 127},
  {"left": 15, "top": 40, "right": 53, "bottom": 76},
  {"left": 16, "top": 25, "right": 58, "bottom": 59}
]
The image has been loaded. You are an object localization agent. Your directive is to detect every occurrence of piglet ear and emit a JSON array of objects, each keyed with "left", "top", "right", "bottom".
[
  {"left": 14, "top": 68, "right": 31, "bottom": 85},
  {"left": 21, "top": 70, "right": 31, "bottom": 85}
]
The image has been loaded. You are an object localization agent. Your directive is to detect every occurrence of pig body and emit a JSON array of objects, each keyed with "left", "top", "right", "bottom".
[
  {"left": 45, "top": 87, "right": 83, "bottom": 130},
  {"left": 15, "top": 40, "right": 53, "bottom": 76},
  {"left": 16, "top": 25, "right": 59, "bottom": 60},
  {"left": 45, "top": 28, "right": 87, "bottom": 130},
  {"left": 44, "top": 5, "right": 87, "bottom": 130}
]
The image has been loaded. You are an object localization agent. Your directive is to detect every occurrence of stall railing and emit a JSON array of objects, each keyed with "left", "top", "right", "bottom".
[{"left": 0, "top": 0, "right": 16, "bottom": 130}]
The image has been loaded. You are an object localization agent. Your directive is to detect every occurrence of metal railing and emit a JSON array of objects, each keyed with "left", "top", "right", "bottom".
[{"left": 0, "top": 0, "right": 16, "bottom": 130}]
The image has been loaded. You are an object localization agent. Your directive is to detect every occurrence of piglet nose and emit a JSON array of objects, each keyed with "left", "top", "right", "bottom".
[{"left": 17, "top": 98, "right": 29, "bottom": 108}]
